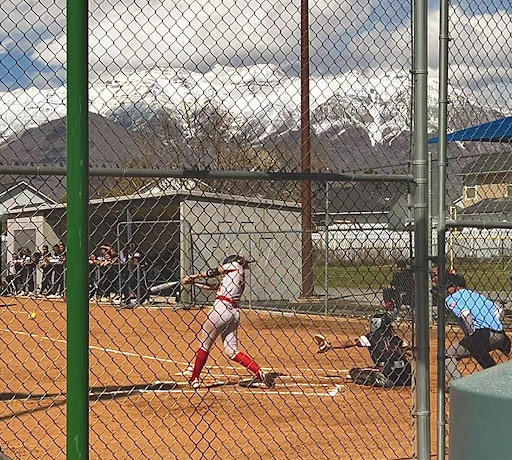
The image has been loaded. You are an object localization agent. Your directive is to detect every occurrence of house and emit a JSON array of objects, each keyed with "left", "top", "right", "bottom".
[
  {"left": 459, "top": 151, "right": 512, "bottom": 210},
  {"left": 456, "top": 150, "right": 512, "bottom": 222},
  {"left": 0, "top": 181, "right": 56, "bottom": 220},
  {"left": 0, "top": 182, "right": 56, "bottom": 275}
]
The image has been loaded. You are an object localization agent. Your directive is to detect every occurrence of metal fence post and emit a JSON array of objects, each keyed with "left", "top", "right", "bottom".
[
  {"left": 325, "top": 181, "right": 330, "bottom": 315},
  {"left": 300, "top": 0, "right": 313, "bottom": 299},
  {"left": 180, "top": 219, "right": 192, "bottom": 305},
  {"left": 136, "top": 263, "right": 141, "bottom": 304},
  {"left": 66, "top": 0, "right": 89, "bottom": 456},
  {"left": 413, "top": 0, "right": 432, "bottom": 456},
  {"left": 436, "top": 0, "right": 450, "bottom": 454}
]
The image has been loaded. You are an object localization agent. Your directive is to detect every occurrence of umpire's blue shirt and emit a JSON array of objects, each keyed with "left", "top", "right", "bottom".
[{"left": 446, "top": 289, "right": 503, "bottom": 332}]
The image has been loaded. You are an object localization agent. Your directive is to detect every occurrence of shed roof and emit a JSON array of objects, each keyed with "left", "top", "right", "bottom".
[
  {"left": 314, "top": 182, "right": 408, "bottom": 215},
  {"left": 3, "top": 188, "right": 301, "bottom": 218},
  {"left": 460, "top": 151, "right": 512, "bottom": 176},
  {"left": 0, "top": 180, "right": 57, "bottom": 207}
]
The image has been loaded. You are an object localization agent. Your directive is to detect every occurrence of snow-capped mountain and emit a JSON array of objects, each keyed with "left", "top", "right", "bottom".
[
  {"left": 0, "top": 63, "right": 509, "bottom": 203},
  {"left": 0, "top": 64, "right": 510, "bottom": 206},
  {"left": 1, "top": 64, "right": 505, "bottom": 149}
]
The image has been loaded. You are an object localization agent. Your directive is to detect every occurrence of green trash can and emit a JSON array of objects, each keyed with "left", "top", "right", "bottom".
[{"left": 450, "top": 360, "right": 512, "bottom": 459}]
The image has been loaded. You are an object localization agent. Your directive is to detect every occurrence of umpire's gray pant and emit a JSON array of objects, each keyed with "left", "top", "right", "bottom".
[{"left": 446, "top": 330, "right": 504, "bottom": 383}]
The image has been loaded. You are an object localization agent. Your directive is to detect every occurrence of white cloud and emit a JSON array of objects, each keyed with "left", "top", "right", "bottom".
[
  {"left": 1, "top": 0, "right": 511, "bottom": 110},
  {"left": 357, "top": 5, "right": 512, "bottom": 110},
  {"left": 31, "top": 0, "right": 377, "bottom": 80},
  {"left": 426, "top": 6, "right": 512, "bottom": 110},
  {"left": 0, "top": 0, "right": 65, "bottom": 48}
]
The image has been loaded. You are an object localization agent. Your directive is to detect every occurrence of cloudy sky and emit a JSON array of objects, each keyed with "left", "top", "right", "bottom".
[{"left": 0, "top": 0, "right": 511, "bottom": 109}]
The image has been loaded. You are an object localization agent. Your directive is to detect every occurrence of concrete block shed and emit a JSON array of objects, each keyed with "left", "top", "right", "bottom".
[{"left": 3, "top": 188, "right": 302, "bottom": 302}]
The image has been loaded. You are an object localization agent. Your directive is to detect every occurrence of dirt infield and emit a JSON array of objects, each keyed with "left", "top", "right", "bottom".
[{"left": 0, "top": 296, "right": 502, "bottom": 459}]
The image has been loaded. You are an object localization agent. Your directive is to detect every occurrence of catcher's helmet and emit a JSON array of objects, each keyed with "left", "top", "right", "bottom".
[{"left": 369, "top": 313, "right": 392, "bottom": 333}]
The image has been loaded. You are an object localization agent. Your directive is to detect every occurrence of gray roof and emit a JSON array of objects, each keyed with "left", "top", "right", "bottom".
[
  {"left": 0, "top": 182, "right": 20, "bottom": 196},
  {"left": 2, "top": 188, "right": 301, "bottom": 219},
  {"left": 460, "top": 151, "right": 512, "bottom": 175},
  {"left": 460, "top": 197, "right": 512, "bottom": 216},
  {"left": 314, "top": 182, "right": 409, "bottom": 215},
  {"left": 0, "top": 181, "right": 56, "bottom": 206}
]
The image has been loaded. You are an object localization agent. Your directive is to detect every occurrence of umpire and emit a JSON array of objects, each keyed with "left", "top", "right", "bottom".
[{"left": 445, "top": 273, "right": 511, "bottom": 387}]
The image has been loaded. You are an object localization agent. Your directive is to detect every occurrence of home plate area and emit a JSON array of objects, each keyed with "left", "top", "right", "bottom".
[
  {"left": 86, "top": 372, "right": 338, "bottom": 398},
  {"left": 86, "top": 373, "right": 282, "bottom": 398},
  {"left": 238, "top": 371, "right": 284, "bottom": 388}
]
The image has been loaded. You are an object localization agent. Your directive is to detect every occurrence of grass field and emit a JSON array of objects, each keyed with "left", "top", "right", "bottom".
[{"left": 314, "top": 259, "right": 512, "bottom": 292}]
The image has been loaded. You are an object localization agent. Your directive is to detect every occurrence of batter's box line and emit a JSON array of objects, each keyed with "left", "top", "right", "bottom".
[
  {"left": 191, "top": 364, "right": 350, "bottom": 377},
  {"left": 0, "top": 382, "right": 343, "bottom": 401},
  {"left": 2, "top": 329, "right": 351, "bottom": 379},
  {"left": 204, "top": 387, "right": 344, "bottom": 397},
  {"left": 177, "top": 370, "right": 349, "bottom": 387}
]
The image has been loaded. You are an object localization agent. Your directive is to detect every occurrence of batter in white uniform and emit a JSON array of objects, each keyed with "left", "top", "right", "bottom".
[{"left": 183, "top": 255, "right": 276, "bottom": 389}]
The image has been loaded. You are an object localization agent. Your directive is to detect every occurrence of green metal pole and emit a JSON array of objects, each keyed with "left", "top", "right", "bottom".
[
  {"left": 66, "top": 0, "right": 89, "bottom": 456},
  {"left": 412, "top": 0, "right": 432, "bottom": 457},
  {"left": 436, "top": 0, "right": 450, "bottom": 456}
]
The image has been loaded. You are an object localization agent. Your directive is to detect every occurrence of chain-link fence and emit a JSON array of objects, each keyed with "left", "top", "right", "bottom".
[
  {"left": 0, "top": 177, "right": 419, "bottom": 459},
  {"left": 432, "top": 0, "right": 512, "bottom": 459},
  {"left": 5, "top": 0, "right": 512, "bottom": 458}
]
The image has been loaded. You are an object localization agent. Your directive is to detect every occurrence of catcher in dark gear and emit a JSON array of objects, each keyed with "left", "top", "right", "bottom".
[{"left": 349, "top": 311, "right": 412, "bottom": 388}]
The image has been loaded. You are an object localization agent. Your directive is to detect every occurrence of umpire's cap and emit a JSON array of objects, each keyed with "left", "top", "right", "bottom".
[{"left": 446, "top": 273, "right": 466, "bottom": 288}]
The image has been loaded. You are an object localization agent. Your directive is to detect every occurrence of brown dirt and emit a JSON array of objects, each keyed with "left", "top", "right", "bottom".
[{"left": 0, "top": 297, "right": 504, "bottom": 459}]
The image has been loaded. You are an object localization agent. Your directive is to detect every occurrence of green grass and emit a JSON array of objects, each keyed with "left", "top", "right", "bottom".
[
  {"left": 454, "top": 260, "right": 511, "bottom": 292},
  {"left": 314, "top": 263, "right": 396, "bottom": 289},
  {"left": 314, "top": 259, "right": 512, "bottom": 292}
]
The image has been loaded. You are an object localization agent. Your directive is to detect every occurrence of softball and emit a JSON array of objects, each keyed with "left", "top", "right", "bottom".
[{"left": 29, "top": 312, "right": 37, "bottom": 319}]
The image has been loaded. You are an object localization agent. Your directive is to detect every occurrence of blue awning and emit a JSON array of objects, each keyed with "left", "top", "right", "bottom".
[{"left": 428, "top": 116, "right": 512, "bottom": 144}]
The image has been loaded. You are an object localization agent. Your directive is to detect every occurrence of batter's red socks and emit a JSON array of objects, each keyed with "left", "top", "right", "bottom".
[
  {"left": 190, "top": 348, "right": 209, "bottom": 382},
  {"left": 233, "top": 351, "right": 261, "bottom": 376}
]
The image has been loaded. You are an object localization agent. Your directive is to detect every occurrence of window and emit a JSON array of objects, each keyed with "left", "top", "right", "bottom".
[{"left": 464, "top": 186, "right": 477, "bottom": 199}]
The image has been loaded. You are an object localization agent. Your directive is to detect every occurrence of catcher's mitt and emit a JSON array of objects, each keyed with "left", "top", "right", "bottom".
[{"left": 314, "top": 334, "right": 332, "bottom": 353}]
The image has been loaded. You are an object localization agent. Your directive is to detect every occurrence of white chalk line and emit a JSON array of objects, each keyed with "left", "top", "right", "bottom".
[
  {"left": 183, "top": 388, "right": 341, "bottom": 397},
  {"left": 175, "top": 369, "right": 348, "bottom": 384},
  {"left": 0, "top": 328, "right": 349, "bottom": 396},
  {"left": 2, "top": 309, "right": 63, "bottom": 315},
  {"left": 1, "top": 328, "right": 182, "bottom": 365},
  {"left": 136, "top": 381, "right": 344, "bottom": 398}
]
